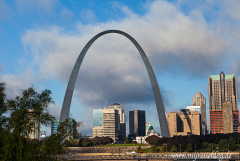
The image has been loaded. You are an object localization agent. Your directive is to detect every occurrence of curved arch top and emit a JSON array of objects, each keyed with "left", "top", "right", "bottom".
[{"left": 59, "top": 30, "right": 170, "bottom": 137}]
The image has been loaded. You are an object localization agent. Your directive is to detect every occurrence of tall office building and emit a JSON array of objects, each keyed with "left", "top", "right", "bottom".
[
  {"left": 51, "top": 119, "right": 59, "bottom": 135},
  {"left": 167, "top": 109, "right": 201, "bottom": 137},
  {"left": 103, "top": 109, "right": 119, "bottom": 142},
  {"left": 27, "top": 109, "right": 39, "bottom": 140},
  {"left": 109, "top": 103, "right": 126, "bottom": 139},
  {"left": 192, "top": 92, "right": 207, "bottom": 135},
  {"left": 92, "top": 108, "right": 120, "bottom": 142},
  {"left": 129, "top": 110, "right": 146, "bottom": 136},
  {"left": 187, "top": 106, "right": 203, "bottom": 135},
  {"left": 208, "top": 72, "right": 239, "bottom": 134}
]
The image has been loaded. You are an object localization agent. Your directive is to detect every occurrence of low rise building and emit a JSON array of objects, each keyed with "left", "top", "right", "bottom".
[{"left": 167, "top": 109, "right": 201, "bottom": 137}]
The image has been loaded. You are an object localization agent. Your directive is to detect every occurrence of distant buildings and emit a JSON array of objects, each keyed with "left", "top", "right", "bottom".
[
  {"left": 167, "top": 109, "right": 201, "bottom": 137},
  {"left": 51, "top": 119, "right": 59, "bottom": 135},
  {"left": 192, "top": 92, "right": 207, "bottom": 135},
  {"left": 93, "top": 109, "right": 103, "bottom": 127},
  {"left": 129, "top": 110, "right": 146, "bottom": 137},
  {"left": 51, "top": 118, "right": 77, "bottom": 140},
  {"left": 102, "top": 108, "right": 119, "bottom": 142},
  {"left": 208, "top": 72, "right": 239, "bottom": 134},
  {"left": 27, "top": 109, "right": 39, "bottom": 140},
  {"left": 109, "top": 103, "right": 126, "bottom": 139},
  {"left": 92, "top": 103, "right": 125, "bottom": 143},
  {"left": 146, "top": 120, "right": 154, "bottom": 136}
]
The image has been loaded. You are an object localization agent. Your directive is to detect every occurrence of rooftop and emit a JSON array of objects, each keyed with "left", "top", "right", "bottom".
[
  {"left": 110, "top": 103, "right": 122, "bottom": 106},
  {"left": 210, "top": 74, "right": 235, "bottom": 80}
]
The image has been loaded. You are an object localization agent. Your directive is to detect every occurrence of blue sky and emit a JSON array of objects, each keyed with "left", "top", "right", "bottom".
[{"left": 1, "top": 0, "right": 240, "bottom": 136}]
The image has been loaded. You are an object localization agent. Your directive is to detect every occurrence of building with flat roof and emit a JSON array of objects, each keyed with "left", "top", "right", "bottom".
[
  {"left": 167, "top": 109, "right": 201, "bottom": 137},
  {"left": 208, "top": 72, "right": 239, "bottom": 134},
  {"left": 192, "top": 92, "right": 206, "bottom": 134},
  {"left": 129, "top": 110, "right": 146, "bottom": 137},
  {"left": 103, "top": 109, "right": 119, "bottom": 142},
  {"left": 92, "top": 108, "right": 120, "bottom": 142}
]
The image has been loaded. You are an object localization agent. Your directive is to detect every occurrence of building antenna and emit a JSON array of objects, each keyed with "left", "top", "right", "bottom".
[{"left": 171, "top": 104, "right": 172, "bottom": 112}]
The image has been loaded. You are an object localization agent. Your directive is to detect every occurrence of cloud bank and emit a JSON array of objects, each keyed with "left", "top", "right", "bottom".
[{"left": 2, "top": 0, "right": 240, "bottom": 135}]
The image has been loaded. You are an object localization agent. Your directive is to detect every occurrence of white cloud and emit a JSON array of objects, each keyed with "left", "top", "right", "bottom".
[
  {"left": 60, "top": 8, "right": 74, "bottom": 21},
  {"left": 16, "top": 0, "right": 59, "bottom": 14},
  {"left": 80, "top": 9, "right": 96, "bottom": 23},
  {"left": 4, "top": 0, "right": 240, "bottom": 135}
]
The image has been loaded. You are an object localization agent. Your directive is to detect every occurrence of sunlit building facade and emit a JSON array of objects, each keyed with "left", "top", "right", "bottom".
[{"left": 208, "top": 72, "right": 239, "bottom": 134}]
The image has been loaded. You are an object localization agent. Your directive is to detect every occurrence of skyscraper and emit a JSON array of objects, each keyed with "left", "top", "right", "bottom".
[
  {"left": 103, "top": 109, "right": 119, "bottom": 142},
  {"left": 192, "top": 92, "right": 207, "bottom": 134},
  {"left": 27, "top": 109, "right": 39, "bottom": 140},
  {"left": 109, "top": 103, "right": 126, "bottom": 139},
  {"left": 208, "top": 72, "right": 239, "bottom": 134},
  {"left": 129, "top": 110, "right": 146, "bottom": 136},
  {"left": 92, "top": 108, "right": 120, "bottom": 142}
]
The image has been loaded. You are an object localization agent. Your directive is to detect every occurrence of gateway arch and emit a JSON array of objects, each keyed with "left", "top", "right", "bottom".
[{"left": 59, "top": 30, "right": 170, "bottom": 137}]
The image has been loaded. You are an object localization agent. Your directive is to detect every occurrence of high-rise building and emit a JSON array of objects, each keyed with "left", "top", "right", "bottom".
[
  {"left": 27, "top": 109, "right": 39, "bottom": 140},
  {"left": 223, "top": 102, "right": 233, "bottom": 134},
  {"left": 192, "top": 92, "right": 207, "bottom": 135},
  {"left": 109, "top": 103, "right": 126, "bottom": 139},
  {"left": 167, "top": 109, "right": 201, "bottom": 137},
  {"left": 51, "top": 119, "right": 59, "bottom": 135},
  {"left": 93, "top": 109, "right": 103, "bottom": 127},
  {"left": 129, "top": 110, "right": 146, "bottom": 136},
  {"left": 208, "top": 72, "right": 239, "bottom": 134},
  {"left": 103, "top": 109, "right": 119, "bottom": 142},
  {"left": 92, "top": 108, "right": 121, "bottom": 142},
  {"left": 187, "top": 106, "right": 203, "bottom": 135}
]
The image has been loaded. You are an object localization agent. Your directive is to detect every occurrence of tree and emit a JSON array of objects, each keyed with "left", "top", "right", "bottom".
[
  {"left": 0, "top": 85, "right": 83, "bottom": 160},
  {"left": 202, "top": 142, "right": 208, "bottom": 149},
  {"left": 171, "top": 144, "right": 177, "bottom": 152},
  {"left": 136, "top": 146, "right": 143, "bottom": 153},
  {"left": 187, "top": 143, "right": 193, "bottom": 152},
  {"left": 124, "top": 137, "right": 133, "bottom": 143},
  {"left": 228, "top": 137, "right": 235, "bottom": 151},
  {"left": 150, "top": 145, "right": 157, "bottom": 153},
  {"left": 218, "top": 139, "right": 228, "bottom": 152}
]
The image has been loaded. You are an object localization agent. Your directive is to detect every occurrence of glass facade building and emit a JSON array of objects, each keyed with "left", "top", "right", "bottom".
[
  {"left": 51, "top": 119, "right": 59, "bottom": 135},
  {"left": 93, "top": 109, "right": 103, "bottom": 127}
]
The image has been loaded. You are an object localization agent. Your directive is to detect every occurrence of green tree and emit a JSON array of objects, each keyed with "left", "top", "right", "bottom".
[
  {"left": 171, "top": 144, "right": 177, "bottom": 152},
  {"left": 187, "top": 143, "right": 193, "bottom": 152},
  {"left": 150, "top": 145, "right": 157, "bottom": 153},
  {"left": 202, "top": 142, "right": 208, "bottom": 149},
  {"left": 124, "top": 137, "right": 133, "bottom": 143},
  {"left": 228, "top": 137, "right": 235, "bottom": 151},
  {"left": 219, "top": 139, "right": 228, "bottom": 152},
  {"left": 0, "top": 85, "right": 83, "bottom": 161},
  {"left": 137, "top": 146, "right": 143, "bottom": 153}
]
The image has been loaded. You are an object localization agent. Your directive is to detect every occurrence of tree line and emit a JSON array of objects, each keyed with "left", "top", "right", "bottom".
[{"left": 145, "top": 133, "right": 240, "bottom": 152}]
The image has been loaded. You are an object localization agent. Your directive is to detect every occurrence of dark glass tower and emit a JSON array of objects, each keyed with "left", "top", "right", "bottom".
[{"left": 129, "top": 110, "right": 146, "bottom": 136}]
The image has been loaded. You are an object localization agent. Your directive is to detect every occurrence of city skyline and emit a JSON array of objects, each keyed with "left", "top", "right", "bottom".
[{"left": 1, "top": 0, "right": 240, "bottom": 136}]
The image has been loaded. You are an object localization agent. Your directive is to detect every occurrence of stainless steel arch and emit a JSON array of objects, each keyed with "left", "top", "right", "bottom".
[{"left": 59, "top": 30, "right": 170, "bottom": 137}]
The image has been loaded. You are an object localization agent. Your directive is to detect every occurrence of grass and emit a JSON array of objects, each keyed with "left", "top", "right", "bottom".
[{"left": 96, "top": 144, "right": 147, "bottom": 147}]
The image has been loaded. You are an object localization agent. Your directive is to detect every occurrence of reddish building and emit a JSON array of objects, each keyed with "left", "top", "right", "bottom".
[{"left": 210, "top": 110, "right": 223, "bottom": 134}]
